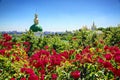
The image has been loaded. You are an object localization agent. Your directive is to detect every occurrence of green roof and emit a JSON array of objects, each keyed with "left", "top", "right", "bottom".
[{"left": 30, "top": 24, "right": 43, "bottom": 32}]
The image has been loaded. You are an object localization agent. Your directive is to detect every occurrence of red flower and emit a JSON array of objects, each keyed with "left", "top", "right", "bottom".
[
  {"left": 82, "top": 47, "right": 90, "bottom": 54},
  {"left": 60, "top": 51, "right": 69, "bottom": 59},
  {"left": 69, "top": 49, "right": 75, "bottom": 55},
  {"left": 3, "top": 33, "right": 12, "bottom": 41},
  {"left": 39, "top": 69, "right": 45, "bottom": 74},
  {"left": 52, "top": 49, "right": 57, "bottom": 55},
  {"left": 20, "top": 77, "right": 26, "bottom": 80},
  {"left": 16, "top": 56, "right": 20, "bottom": 61},
  {"left": 71, "top": 70, "right": 80, "bottom": 79},
  {"left": 1, "top": 41, "right": 13, "bottom": 50},
  {"left": 51, "top": 73, "right": 57, "bottom": 80},
  {"left": 114, "top": 55, "right": 120, "bottom": 63},
  {"left": 21, "top": 68, "right": 34, "bottom": 75},
  {"left": 104, "top": 54, "right": 112, "bottom": 60},
  {"left": 103, "top": 61, "right": 112, "bottom": 68},
  {"left": 10, "top": 78, "right": 15, "bottom": 80},
  {"left": 0, "top": 49, "right": 5, "bottom": 55},
  {"left": 41, "top": 74, "right": 45, "bottom": 80},
  {"left": 114, "top": 69, "right": 120, "bottom": 77},
  {"left": 21, "top": 68, "right": 26, "bottom": 73},
  {"left": 97, "top": 57, "right": 104, "bottom": 64},
  {"left": 30, "top": 50, "right": 50, "bottom": 69},
  {"left": 28, "top": 74, "right": 39, "bottom": 80},
  {"left": 76, "top": 54, "right": 82, "bottom": 61},
  {"left": 104, "top": 46, "right": 109, "bottom": 51},
  {"left": 23, "top": 42, "right": 30, "bottom": 52},
  {"left": 23, "top": 42, "right": 30, "bottom": 45},
  {"left": 50, "top": 54, "right": 62, "bottom": 65},
  {"left": 24, "top": 47, "right": 30, "bottom": 52},
  {"left": 44, "top": 45, "right": 49, "bottom": 49},
  {"left": 115, "top": 50, "right": 120, "bottom": 55},
  {"left": 35, "top": 59, "right": 45, "bottom": 69}
]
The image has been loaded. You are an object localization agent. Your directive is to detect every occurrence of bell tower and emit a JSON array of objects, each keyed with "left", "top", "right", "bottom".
[{"left": 29, "top": 13, "right": 43, "bottom": 32}]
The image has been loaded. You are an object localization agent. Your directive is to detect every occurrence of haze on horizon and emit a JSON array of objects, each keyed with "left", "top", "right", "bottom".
[{"left": 0, "top": 0, "right": 120, "bottom": 32}]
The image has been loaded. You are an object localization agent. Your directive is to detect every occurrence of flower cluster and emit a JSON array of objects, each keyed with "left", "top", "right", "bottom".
[
  {"left": 1, "top": 33, "right": 120, "bottom": 80},
  {"left": 23, "top": 41, "right": 31, "bottom": 52},
  {"left": 97, "top": 46, "right": 120, "bottom": 77}
]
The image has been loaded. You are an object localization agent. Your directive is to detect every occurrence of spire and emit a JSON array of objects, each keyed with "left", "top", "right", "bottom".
[
  {"left": 91, "top": 21, "right": 96, "bottom": 30},
  {"left": 93, "top": 21, "right": 95, "bottom": 27},
  {"left": 34, "top": 13, "right": 39, "bottom": 25}
]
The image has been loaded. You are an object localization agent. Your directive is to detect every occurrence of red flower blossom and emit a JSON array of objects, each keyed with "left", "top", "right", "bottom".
[
  {"left": 28, "top": 74, "right": 39, "bottom": 80},
  {"left": 50, "top": 54, "right": 62, "bottom": 65},
  {"left": 44, "top": 45, "right": 49, "bottom": 49},
  {"left": 35, "top": 59, "right": 45, "bottom": 69},
  {"left": 69, "top": 49, "right": 75, "bottom": 55},
  {"left": 20, "top": 77, "right": 26, "bottom": 80},
  {"left": 97, "top": 57, "right": 104, "bottom": 64},
  {"left": 104, "top": 46, "right": 109, "bottom": 51},
  {"left": 1, "top": 41, "right": 13, "bottom": 50},
  {"left": 10, "top": 78, "right": 15, "bottom": 80},
  {"left": 39, "top": 69, "right": 45, "bottom": 74},
  {"left": 21, "top": 68, "right": 26, "bottom": 73},
  {"left": 109, "top": 46, "right": 119, "bottom": 52},
  {"left": 16, "top": 43, "right": 21, "bottom": 47},
  {"left": 114, "top": 69, "right": 120, "bottom": 77},
  {"left": 23, "top": 42, "right": 30, "bottom": 52},
  {"left": 23, "top": 42, "right": 30, "bottom": 45},
  {"left": 60, "top": 51, "right": 69, "bottom": 59},
  {"left": 3, "top": 33, "right": 12, "bottom": 41},
  {"left": 41, "top": 74, "right": 45, "bottom": 80},
  {"left": 21, "top": 68, "right": 34, "bottom": 75},
  {"left": 81, "top": 46, "right": 90, "bottom": 54},
  {"left": 24, "top": 47, "right": 30, "bottom": 52},
  {"left": 76, "top": 54, "right": 82, "bottom": 61},
  {"left": 115, "top": 50, "right": 120, "bottom": 55},
  {"left": 30, "top": 50, "right": 50, "bottom": 69},
  {"left": 114, "top": 55, "right": 120, "bottom": 63},
  {"left": 103, "top": 61, "right": 112, "bottom": 68},
  {"left": 51, "top": 73, "right": 57, "bottom": 80},
  {"left": 104, "top": 54, "right": 112, "bottom": 60},
  {"left": 52, "top": 49, "right": 57, "bottom": 55},
  {"left": 0, "top": 49, "right": 5, "bottom": 55},
  {"left": 71, "top": 70, "right": 80, "bottom": 79}
]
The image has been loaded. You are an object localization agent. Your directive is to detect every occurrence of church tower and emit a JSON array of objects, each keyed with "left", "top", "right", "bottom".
[
  {"left": 29, "top": 14, "right": 43, "bottom": 32},
  {"left": 91, "top": 21, "right": 96, "bottom": 31}
]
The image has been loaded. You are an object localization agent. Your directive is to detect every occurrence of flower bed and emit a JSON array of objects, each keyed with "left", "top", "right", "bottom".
[{"left": 0, "top": 28, "right": 120, "bottom": 80}]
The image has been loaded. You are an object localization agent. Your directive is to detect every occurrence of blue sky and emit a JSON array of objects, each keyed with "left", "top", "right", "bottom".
[{"left": 0, "top": 0, "right": 120, "bottom": 32}]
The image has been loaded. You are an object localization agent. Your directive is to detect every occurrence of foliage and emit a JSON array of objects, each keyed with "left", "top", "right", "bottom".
[{"left": 0, "top": 26, "right": 120, "bottom": 80}]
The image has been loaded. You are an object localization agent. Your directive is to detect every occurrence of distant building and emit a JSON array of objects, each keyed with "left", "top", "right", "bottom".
[{"left": 91, "top": 21, "right": 97, "bottom": 31}]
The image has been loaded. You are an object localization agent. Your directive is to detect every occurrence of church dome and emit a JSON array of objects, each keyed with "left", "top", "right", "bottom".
[
  {"left": 30, "top": 24, "right": 42, "bottom": 32},
  {"left": 29, "top": 14, "right": 43, "bottom": 32}
]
